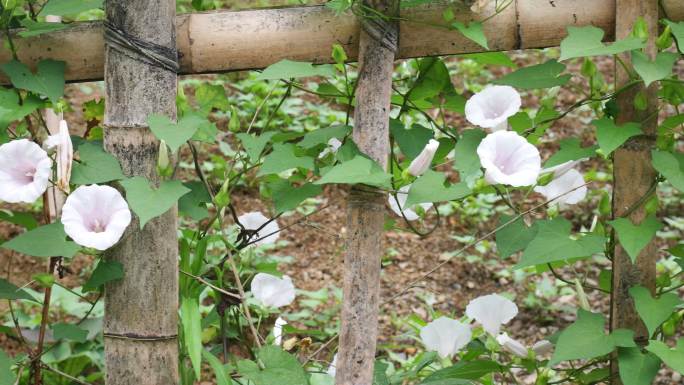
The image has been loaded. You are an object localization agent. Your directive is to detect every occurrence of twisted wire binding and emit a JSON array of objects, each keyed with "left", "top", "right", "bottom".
[{"left": 103, "top": 21, "right": 179, "bottom": 73}]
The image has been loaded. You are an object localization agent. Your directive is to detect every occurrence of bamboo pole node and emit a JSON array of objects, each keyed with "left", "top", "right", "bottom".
[
  {"left": 104, "top": 21, "right": 179, "bottom": 73},
  {"left": 358, "top": 3, "right": 399, "bottom": 53}
]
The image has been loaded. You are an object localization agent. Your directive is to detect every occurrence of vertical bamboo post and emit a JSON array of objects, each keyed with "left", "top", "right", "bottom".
[
  {"left": 102, "top": 1, "right": 179, "bottom": 384},
  {"left": 611, "top": 0, "right": 659, "bottom": 382},
  {"left": 335, "top": 1, "right": 398, "bottom": 385}
]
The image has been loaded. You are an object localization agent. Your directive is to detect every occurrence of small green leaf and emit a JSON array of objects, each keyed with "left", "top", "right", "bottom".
[
  {"left": 18, "top": 19, "right": 68, "bottom": 38},
  {"left": 0, "top": 278, "right": 35, "bottom": 301},
  {"left": 461, "top": 52, "right": 515, "bottom": 67},
  {"left": 664, "top": 20, "right": 684, "bottom": 54},
  {"left": 237, "top": 346, "right": 308, "bottom": 385},
  {"left": 544, "top": 138, "right": 596, "bottom": 167},
  {"left": 631, "top": 51, "right": 678, "bottom": 87},
  {"left": 405, "top": 170, "right": 470, "bottom": 206},
  {"left": 181, "top": 297, "right": 202, "bottom": 379},
  {"left": 315, "top": 156, "right": 391, "bottom": 188},
  {"left": 2, "top": 223, "right": 80, "bottom": 258},
  {"left": 0, "top": 210, "right": 38, "bottom": 230},
  {"left": 422, "top": 360, "right": 501, "bottom": 383},
  {"left": 0, "top": 349, "right": 15, "bottom": 385},
  {"left": 71, "top": 142, "right": 125, "bottom": 184},
  {"left": 202, "top": 350, "right": 231, "bottom": 385},
  {"left": 0, "top": 59, "right": 65, "bottom": 104},
  {"left": 257, "top": 59, "right": 334, "bottom": 80},
  {"left": 452, "top": 21, "right": 488, "bottom": 49},
  {"left": 618, "top": 347, "right": 661, "bottom": 385},
  {"left": 559, "top": 26, "right": 645, "bottom": 61},
  {"left": 629, "top": 286, "right": 682, "bottom": 336},
  {"left": 194, "top": 83, "right": 229, "bottom": 114},
  {"left": 298, "top": 125, "right": 350, "bottom": 149},
  {"left": 453, "top": 129, "right": 486, "bottom": 183},
  {"left": 409, "top": 57, "right": 452, "bottom": 101},
  {"left": 258, "top": 143, "right": 314, "bottom": 176},
  {"left": 178, "top": 181, "right": 211, "bottom": 220},
  {"left": 83, "top": 260, "right": 124, "bottom": 292},
  {"left": 495, "top": 216, "right": 538, "bottom": 259},
  {"left": 609, "top": 216, "right": 662, "bottom": 263},
  {"left": 148, "top": 114, "right": 203, "bottom": 153},
  {"left": 651, "top": 150, "right": 684, "bottom": 192},
  {"left": 120, "top": 177, "right": 191, "bottom": 228},
  {"left": 39, "top": 0, "right": 103, "bottom": 16},
  {"left": 191, "top": 120, "right": 218, "bottom": 144},
  {"left": 593, "top": 117, "right": 642, "bottom": 155},
  {"left": 270, "top": 181, "right": 322, "bottom": 213},
  {"left": 52, "top": 323, "right": 88, "bottom": 343},
  {"left": 389, "top": 120, "right": 433, "bottom": 159},
  {"left": 645, "top": 339, "right": 684, "bottom": 373},
  {"left": 516, "top": 217, "right": 605, "bottom": 269},
  {"left": 236, "top": 131, "right": 276, "bottom": 162},
  {"left": 32, "top": 273, "right": 55, "bottom": 288},
  {"left": 494, "top": 60, "right": 571, "bottom": 89}
]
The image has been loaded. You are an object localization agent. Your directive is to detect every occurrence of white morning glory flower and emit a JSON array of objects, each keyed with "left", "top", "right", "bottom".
[
  {"left": 388, "top": 185, "right": 433, "bottom": 221},
  {"left": 238, "top": 211, "right": 280, "bottom": 246},
  {"left": 465, "top": 85, "right": 521, "bottom": 132},
  {"left": 407, "top": 139, "right": 440, "bottom": 176},
  {"left": 318, "top": 137, "right": 343, "bottom": 159},
  {"left": 532, "top": 340, "right": 554, "bottom": 356},
  {"left": 61, "top": 185, "right": 132, "bottom": 250},
  {"left": 327, "top": 354, "right": 337, "bottom": 377},
  {"left": 465, "top": 293, "right": 518, "bottom": 336},
  {"left": 496, "top": 332, "right": 529, "bottom": 358},
  {"left": 477, "top": 131, "right": 541, "bottom": 187},
  {"left": 0, "top": 139, "right": 52, "bottom": 203},
  {"left": 44, "top": 120, "right": 73, "bottom": 193},
  {"left": 273, "top": 316, "right": 287, "bottom": 346},
  {"left": 534, "top": 168, "right": 586, "bottom": 205},
  {"left": 419, "top": 316, "right": 472, "bottom": 358},
  {"left": 251, "top": 273, "right": 295, "bottom": 308}
]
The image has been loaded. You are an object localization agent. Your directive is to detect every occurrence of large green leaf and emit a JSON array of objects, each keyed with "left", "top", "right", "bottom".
[
  {"left": 202, "top": 350, "right": 231, "bottom": 385},
  {"left": 631, "top": 51, "right": 678, "bottom": 87},
  {"left": 593, "top": 117, "right": 642, "bottom": 156},
  {"left": 257, "top": 143, "right": 314, "bottom": 176},
  {"left": 515, "top": 218, "right": 605, "bottom": 269},
  {"left": 298, "top": 125, "right": 350, "bottom": 149},
  {"left": 0, "top": 91, "right": 42, "bottom": 130},
  {"left": 550, "top": 310, "right": 635, "bottom": 365},
  {"left": 646, "top": 339, "right": 684, "bottom": 373},
  {"left": 0, "top": 59, "right": 65, "bottom": 103},
  {"left": 0, "top": 210, "right": 38, "bottom": 230},
  {"left": 237, "top": 346, "right": 308, "bottom": 385},
  {"left": 629, "top": 286, "right": 682, "bottom": 337},
  {"left": 453, "top": 129, "right": 486, "bottom": 183},
  {"left": 269, "top": 181, "right": 322, "bottom": 213},
  {"left": 236, "top": 131, "right": 276, "bottom": 162},
  {"left": 495, "top": 215, "right": 538, "bottom": 259},
  {"left": 409, "top": 58, "right": 452, "bottom": 101},
  {"left": 0, "top": 349, "right": 15, "bottom": 385},
  {"left": 120, "top": 177, "right": 191, "bottom": 228},
  {"left": 652, "top": 150, "right": 684, "bottom": 192},
  {"left": 665, "top": 20, "right": 684, "bottom": 53},
  {"left": 181, "top": 297, "right": 202, "bottom": 379},
  {"left": 389, "top": 121, "right": 433, "bottom": 159},
  {"left": 559, "top": 26, "right": 645, "bottom": 61},
  {"left": 0, "top": 277, "right": 36, "bottom": 301},
  {"left": 148, "top": 114, "right": 203, "bottom": 153},
  {"left": 452, "top": 21, "right": 488, "bottom": 49},
  {"left": 544, "top": 138, "right": 596, "bottom": 167},
  {"left": 422, "top": 360, "right": 501, "bottom": 383},
  {"left": 315, "top": 156, "right": 392, "bottom": 188},
  {"left": 71, "top": 142, "right": 125, "bottom": 184},
  {"left": 194, "top": 83, "right": 229, "bottom": 114},
  {"left": 52, "top": 323, "right": 88, "bottom": 343},
  {"left": 609, "top": 216, "right": 662, "bottom": 263},
  {"left": 257, "top": 59, "right": 334, "bottom": 80},
  {"left": 178, "top": 181, "right": 211, "bottom": 220},
  {"left": 39, "top": 0, "right": 103, "bottom": 16},
  {"left": 405, "top": 170, "right": 470, "bottom": 206},
  {"left": 2, "top": 223, "right": 80, "bottom": 258},
  {"left": 617, "top": 348, "right": 661, "bottom": 385},
  {"left": 82, "top": 260, "right": 124, "bottom": 292},
  {"left": 493, "top": 60, "right": 571, "bottom": 89},
  {"left": 461, "top": 52, "right": 515, "bottom": 67}
]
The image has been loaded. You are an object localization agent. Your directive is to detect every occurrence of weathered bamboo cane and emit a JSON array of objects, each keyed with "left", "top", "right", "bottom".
[
  {"left": 335, "top": 1, "right": 398, "bottom": 384},
  {"left": 102, "top": 1, "right": 179, "bottom": 384},
  {"left": 610, "top": 0, "right": 659, "bottom": 383}
]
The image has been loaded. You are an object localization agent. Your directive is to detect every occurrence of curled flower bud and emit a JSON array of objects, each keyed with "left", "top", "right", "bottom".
[
  {"left": 496, "top": 332, "right": 529, "bottom": 358},
  {"left": 407, "top": 139, "right": 439, "bottom": 177}
]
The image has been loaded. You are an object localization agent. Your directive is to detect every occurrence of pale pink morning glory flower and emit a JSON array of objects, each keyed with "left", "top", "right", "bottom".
[
  {"left": 0, "top": 139, "right": 52, "bottom": 203},
  {"left": 273, "top": 316, "right": 287, "bottom": 345},
  {"left": 420, "top": 316, "right": 472, "bottom": 358},
  {"left": 477, "top": 131, "right": 541, "bottom": 187},
  {"left": 534, "top": 168, "right": 587, "bottom": 205},
  {"left": 465, "top": 85, "right": 521, "bottom": 132},
  {"left": 496, "top": 332, "right": 529, "bottom": 358},
  {"left": 466, "top": 293, "right": 519, "bottom": 336},
  {"left": 251, "top": 273, "right": 295, "bottom": 308},
  {"left": 44, "top": 120, "right": 73, "bottom": 193},
  {"left": 407, "top": 139, "right": 440, "bottom": 176},
  {"left": 61, "top": 185, "right": 132, "bottom": 250},
  {"left": 388, "top": 185, "right": 433, "bottom": 221},
  {"left": 238, "top": 211, "right": 280, "bottom": 246}
]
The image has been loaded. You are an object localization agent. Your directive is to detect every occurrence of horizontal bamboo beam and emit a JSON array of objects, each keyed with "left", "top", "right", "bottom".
[{"left": 1, "top": 0, "right": 682, "bottom": 83}]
